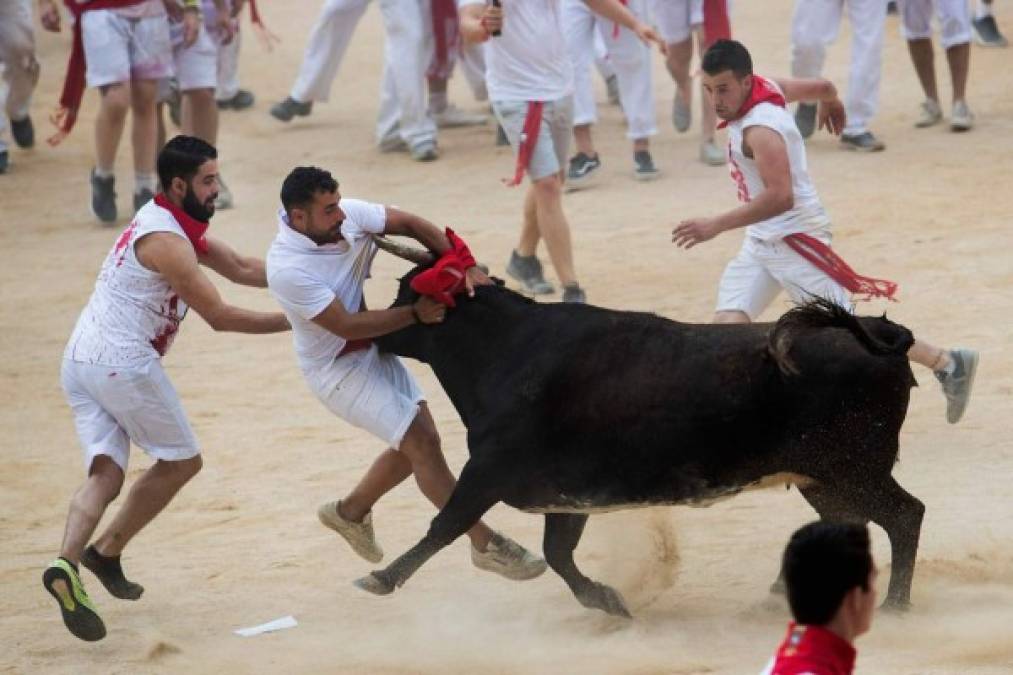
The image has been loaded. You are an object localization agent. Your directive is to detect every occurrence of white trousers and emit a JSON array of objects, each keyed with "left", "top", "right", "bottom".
[
  {"left": 0, "top": 0, "right": 38, "bottom": 146},
  {"left": 790, "top": 0, "right": 886, "bottom": 135},
  {"left": 563, "top": 0, "right": 656, "bottom": 140},
  {"left": 216, "top": 21, "right": 242, "bottom": 100},
  {"left": 290, "top": 0, "right": 436, "bottom": 146}
]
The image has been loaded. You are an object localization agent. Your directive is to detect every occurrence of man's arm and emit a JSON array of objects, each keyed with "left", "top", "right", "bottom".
[
  {"left": 310, "top": 295, "right": 445, "bottom": 342},
  {"left": 772, "top": 77, "right": 846, "bottom": 135},
  {"left": 199, "top": 236, "right": 268, "bottom": 288},
  {"left": 672, "top": 127, "right": 793, "bottom": 249},
  {"left": 137, "top": 233, "right": 290, "bottom": 333},
  {"left": 459, "top": 3, "right": 495, "bottom": 44},
  {"left": 582, "top": 0, "right": 662, "bottom": 46}
]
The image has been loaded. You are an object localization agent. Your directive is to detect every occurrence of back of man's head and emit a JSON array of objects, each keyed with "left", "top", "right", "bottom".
[{"left": 783, "top": 521, "right": 873, "bottom": 626}]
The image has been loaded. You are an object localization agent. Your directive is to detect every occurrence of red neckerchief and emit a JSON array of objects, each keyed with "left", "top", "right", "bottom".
[
  {"left": 716, "top": 74, "right": 786, "bottom": 129},
  {"left": 48, "top": 0, "right": 145, "bottom": 146},
  {"left": 503, "top": 102, "right": 544, "bottom": 187},
  {"left": 154, "top": 193, "right": 211, "bottom": 255},
  {"left": 769, "top": 623, "right": 857, "bottom": 675},
  {"left": 409, "top": 228, "right": 476, "bottom": 308}
]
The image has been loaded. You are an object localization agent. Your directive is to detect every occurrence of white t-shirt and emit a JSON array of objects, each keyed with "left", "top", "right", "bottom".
[
  {"left": 65, "top": 201, "right": 192, "bottom": 367},
  {"left": 266, "top": 199, "right": 386, "bottom": 388},
  {"left": 726, "top": 82, "right": 831, "bottom": 241},
  {"left": 458, "top": 0, "right": 574, "bottom": 102}
]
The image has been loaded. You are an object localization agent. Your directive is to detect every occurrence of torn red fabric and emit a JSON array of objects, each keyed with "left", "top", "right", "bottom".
[
  {"left": 48, "top": 0, "right": 144, "bottom": 146},
  {"left": 247, "top": 0, "right": 281, "bottom": 50},
  {"left": 409, "top": 228, "right": 475, "bottom": 307},
  {"left": 784, "top": 233, "right": 898, "bottom": 302},
  {"left": 503, "top": 101, "right": 544, "bottom": 187},
  {"left": 154, "top": 194, "right": 211, "bottom": 255},
  {"left": 702, "top": 0, "right": 731, "bottom": 48},
  {"left": 716, "top": 74, "right": 785, "bottom": 129},
  {"left": 428, "top": 0, "right": 460, "bottom": 80}
]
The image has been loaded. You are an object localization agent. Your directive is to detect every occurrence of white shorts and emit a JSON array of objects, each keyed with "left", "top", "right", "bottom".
[
  {"left": 650, "top": 0, "right": 703, "bottom": 44},
  {"left": 61, "top": 359, "right": 200, "bottom": 473},
  {"left": 82, "top": 10, "right": 174, "bottom": 88},
  {"left": 492, "top": 97, "right": 574, "bottom": 182},
  {"left": 169, "top": 21, "right": 219, "bottom": 92},
  {"left": 716, "top": 233, "right": 853, "bottom": 320},
  {"left": 900, "top": 0, "right": 972, "bottom": 49},
  {"left": 311, "top": 345, "right": 424, "bottom": 450}
]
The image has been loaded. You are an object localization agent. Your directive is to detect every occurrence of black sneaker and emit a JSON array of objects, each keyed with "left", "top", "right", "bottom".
[
  {"left": 0, "top": 150, "right": 7, "bottom": 174},
  {"left": 270, "top": 96, "right": 313, "bottom": 122},
  {"left": 133, "top": 188, "right": 154, "bottom": 213},
  {"left": 567, "top": 152, "right": 601, "bottom": 189},
  {"left": 887, "top": 0, "right": 897, "bottom": 14},
  {"left": 11, "top": 115, "right": 34, "bottom": 148},
  {"left": 217, "top": 89, "right": 256, "bottom": 110},
  {"left": 91, "top": 170, "right": 117, "bottom": 224},
  {"left": 972, "top": 15, "right": 1009, "bottom": 47},
  {"left": 562, "top": 283, "right": 586, "bottom": 304},
  {"left": 795, "top": 103, "right": 817, "bottom": 139},
  {"left": 840, "top": 131, "right": 886, "bottom": 152},
  {"left": 633, "top": 150, "right": 660, "bottom": 181},
  {"left": 505, "top": 250, "right": 554, "bottom": 295},
  {"left": 81, "top": 545, "right": 144, "bottom": 600}
]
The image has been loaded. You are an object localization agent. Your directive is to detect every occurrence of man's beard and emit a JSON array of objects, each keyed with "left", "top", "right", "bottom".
[
  {"left": 182, "top": 188, "right": 215, "bottom": 221},
  {"left": 305, "top": 220, "right": 345, "bottom": 246}
]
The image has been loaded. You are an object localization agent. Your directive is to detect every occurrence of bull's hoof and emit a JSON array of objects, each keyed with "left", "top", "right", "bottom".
[
  {"left": 578, "top": 582, "right": 632, "bottom": 619},
  {"left": 353, "top": 572, "right": 395, "bottom": 596}
]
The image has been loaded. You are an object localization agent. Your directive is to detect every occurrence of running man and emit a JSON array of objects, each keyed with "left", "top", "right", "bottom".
[
  {"left": 266, "top": 166, "right": 547, "bottom": 583},
  {"left": 0, "top": 0, "right": 41, "bottom": 173},
  {"left": 44, "top": 136, "right": 289, "bottom": 642},
  {"left": 672, "top": 40, "right": 977, "bottom": 424}
]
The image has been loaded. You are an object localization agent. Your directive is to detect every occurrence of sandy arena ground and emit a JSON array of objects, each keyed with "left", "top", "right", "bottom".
[{"left": 2, "top": 1, "right": 1012, "bottom": 673}]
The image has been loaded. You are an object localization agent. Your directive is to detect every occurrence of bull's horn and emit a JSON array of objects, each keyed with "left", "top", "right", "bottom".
[{"left": 371, "top": 234, "right": 436, "bottom": 265}]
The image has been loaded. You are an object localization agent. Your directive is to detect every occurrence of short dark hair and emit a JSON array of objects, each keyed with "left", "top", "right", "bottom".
[
  {"left": 701, "top": 39, "right": 753, "bottom": 79},
  {"left": 782, "top": 521, "right": 873, "bottom": 625},
  {"left": 157, "top": 135, "right": 217, "bottom": 192},
  {"left": 280, "top": 166, "right": 339, "bottom": 214}
]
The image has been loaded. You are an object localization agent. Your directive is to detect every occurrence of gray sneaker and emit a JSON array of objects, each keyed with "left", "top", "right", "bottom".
[
  {"left": 795, "top": 103, "right": 817, "bottom": 139},
  {"left": 410, "top": 140, "right": 439, "bottom": 162},
  {"left": 566, "top": 152, "right": 601, "bottom": 190},
  {"left": 472, "top": 532, "right": 547, "bottom": 581},
  {"left": 317, "top": 500, "right": 383, "bottom": 563},
  {"left": 133, "top": 188, "right": 154, "bottom": 213},
  {"left": 270, "top": 97, "right": 313, "bottom": 123},
  {"left": 633, "top": 150, "right": 660, "bottom": 181},
  {"left": 950, "top": 100, "right": 974, "bottom": 132},
  {"left": 935, "top": 349, "right": 979, "bottom": 424},
  {"left": 91, "top": 170, "right": 117, "bottom": 224},
  {"left": 699, "top": 139, "right": 726, "bottom": 166},
  {"left": 217, "top": 89, "right": 256, "bottom": 110},
  {"left": 506, "top": 250, "right": 555, "bottom": 295},
  {"left": 562, "top": 283, "right": 586, "bottom": 304},
  {"left": 673, "top": 89, "right": 691, "bottom": 133},
  {"left": 840, "top": 131, "right": 886, "bottom": 152}
]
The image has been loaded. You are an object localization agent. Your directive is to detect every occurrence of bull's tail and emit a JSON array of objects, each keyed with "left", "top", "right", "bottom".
[{"left": 767, "top": 297, "right": 914, "bottom": 376}]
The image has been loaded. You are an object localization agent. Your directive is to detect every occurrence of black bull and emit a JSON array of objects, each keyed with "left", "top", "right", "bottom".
[{"left": 359, "top": 268, "right": 925, "bottom": 617}]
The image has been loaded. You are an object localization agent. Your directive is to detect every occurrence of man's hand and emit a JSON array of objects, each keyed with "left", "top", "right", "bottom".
[
  {"left": 464, "top": 266, "right": 492, "bottom": 298},
  {"left": 633, "top": 22, "right": 666, "bottom": 54},
  {"left": 818, "top": 97, "right": 846, "bottom": 136},
  {"left": 39, "top": 0, "right": 60, "bottom": 31},
  {"left": 479, "top": 3, "right": 502, "bottom": 40},
  {"left": 182, "top": 6, "right": 201, "bottom": 47},
  {"left": 672, "top": 217, "right": 724, "bottom": 249},
  {"left": 413, "top": 296, "right": 447, "bottom": 324},
  {"left": 214, "top": 9, "right": 235, "bottom": 44},
  {"left": 231, "top": 0, "right": 246, "bottom": 16}
]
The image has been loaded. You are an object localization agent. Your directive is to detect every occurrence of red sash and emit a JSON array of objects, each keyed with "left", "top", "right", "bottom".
[{"left": 503, "top": 102, "right": 544, "bottom": 187}]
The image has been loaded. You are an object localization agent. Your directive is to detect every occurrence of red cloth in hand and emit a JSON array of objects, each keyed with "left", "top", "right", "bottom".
[
  {"left": 702, "top": 0, "right": 731, "bottom": 49},
  {"left": 154, "top": 194, "right": 211, "bottom": 255},
  {"left": 716, "top": 75, "right": 786, "bottom": 129},
  {"left": 503, "top": 101, "right": 544, "bottom": 187},
  {"left": 409, "top": 228, "right": 475, "bottom": 308}
]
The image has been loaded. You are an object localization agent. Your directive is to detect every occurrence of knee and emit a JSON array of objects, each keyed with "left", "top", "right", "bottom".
[
  {"left": 100, "top": 84, "right": 131, "bottom": 117},
  {"left": 171, "top": 454, "right": 203, "bottom": 483},
  {"left": 532, "top": 174, "right": 563, "bottom": 200},
  {"left": 86, "top": 456, "right": 125, "bottom": 503}
]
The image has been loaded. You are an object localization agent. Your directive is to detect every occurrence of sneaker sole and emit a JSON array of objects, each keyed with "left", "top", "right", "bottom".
[
  {"left": 43, "top": 566, "right": 106, "bottom": 641},
  {"left": 840, "top": 143, "right": 885, "bottom": 153},
  {"left": 505, "top": 267, "right": 554, "bottom": 295},
  {"left": 948, "top": 350, "right": 979, "bottom": 424},
  {"left": 633, "top": 169, "right": 660, "bottom": 182},
  {"left": 565, "top": 171, "right": 601, "bottom": 192},
  {"left": 472, "top": 555, "right": 549, "bottom": 581},
  {"left": 950, "top": 121, "right": 973, "bottom": 132}
]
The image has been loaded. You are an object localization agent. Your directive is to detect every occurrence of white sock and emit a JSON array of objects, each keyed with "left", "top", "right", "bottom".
[
  {"left": 94, "top": 166, "right": 114, "bottom": 179},
  {"left": 976, "top": 1, "right": 993, "bottom": 20},
  {"left": 134, "top": 172, "right": 157, "bottom": 194},
  {"left": 428, "top": 91, "right": 448, "bottom": 115}
]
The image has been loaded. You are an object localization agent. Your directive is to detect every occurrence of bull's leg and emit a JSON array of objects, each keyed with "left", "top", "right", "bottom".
[
  {"left": 543, "top": 513, "right": 631, "bottom": 618},
  {"left": 354, "top": 462, "right": 501, "bottom": 596},
  {"left": 770, "top": 484, "right": 870, "bottom": 595}
]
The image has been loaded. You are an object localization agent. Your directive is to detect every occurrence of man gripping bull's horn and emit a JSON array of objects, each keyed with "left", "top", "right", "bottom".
[{"left": 265, "top": 166, "right": 547, "bottom": 581}]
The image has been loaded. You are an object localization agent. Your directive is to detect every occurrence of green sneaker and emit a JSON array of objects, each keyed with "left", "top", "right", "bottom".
[{"left": 43, "top": 558, "right": 106, "bottom": 641}]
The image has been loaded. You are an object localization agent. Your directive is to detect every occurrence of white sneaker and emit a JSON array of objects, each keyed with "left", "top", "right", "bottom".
[
  {"left": 317, "top": 501, "right": 383, "bottom": 563},
  {"left": 699, "top": 140, "right": 726, "bottom": 166},
  {"left": 432, "top": 104, "right": 488, "bottom": 128},
  {"left": 378, "top": 123, "right": 407, "bottom": 153},
  {"left": 915, "top": 99, "right": 943, "bottom": 128},
  {"left": 471, "top": 532, "right": 547, "bottom": 581},
  {"left": 950, "top": 100, "right": 974, "bottom": 132}
]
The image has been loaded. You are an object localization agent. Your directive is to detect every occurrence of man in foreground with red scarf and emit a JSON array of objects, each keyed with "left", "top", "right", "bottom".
[
  {"left": 44, "top": 136, "right": 290, "bottom": 642},
  {"left": 672, "top": 39, "right": 977, "bottom": 425}
]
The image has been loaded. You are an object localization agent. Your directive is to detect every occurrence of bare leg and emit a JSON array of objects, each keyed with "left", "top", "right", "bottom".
[
  {"left": 664, "top": 38, "right": 693, "bottom": 101},
  {"left": 58, "top": 456, "right": 125, "bottom": 564},
  {"left": 339, "top": 448, "right": 412, "bottom": 522},
  {"left": 906, "top": 38, "right": 939, "bottom": 102},
  {"left": 573, "top": 123, "right": 595, "bottom": 157},
  {"left": 396, "top": 403, "right": 494, "bottom": 550},
  {"left": 697, "top": 34, "right": 718, "bottom": 143},
  {"left": 129, "top": 80, "right": 159, "bottom": 178},
  {"left": 517, "top": 184, "right": 541, "bottom": 257},
  {"left": 907, "top": 339, "right": 950, "bottom": 372},
  {"left": 945, "top": 42, "right": 970, "bottom": 102},
  {"left": 531, "top": 173, "right": 577, "bottom": 286},
  {"left": 180, "top": 87, "right": 219, "bottom": 144},
  {"left": 633, "top": 137, "right": 649, "bottom": 152},
  {"left": 95, "top": 83, "right": 131, "bottom": 172},
  {"left": 92, "top": 455, "right": 203, "bottom": 556},
  {"left": 713, "top": 310, "right": 751, "bottom": 324}
]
